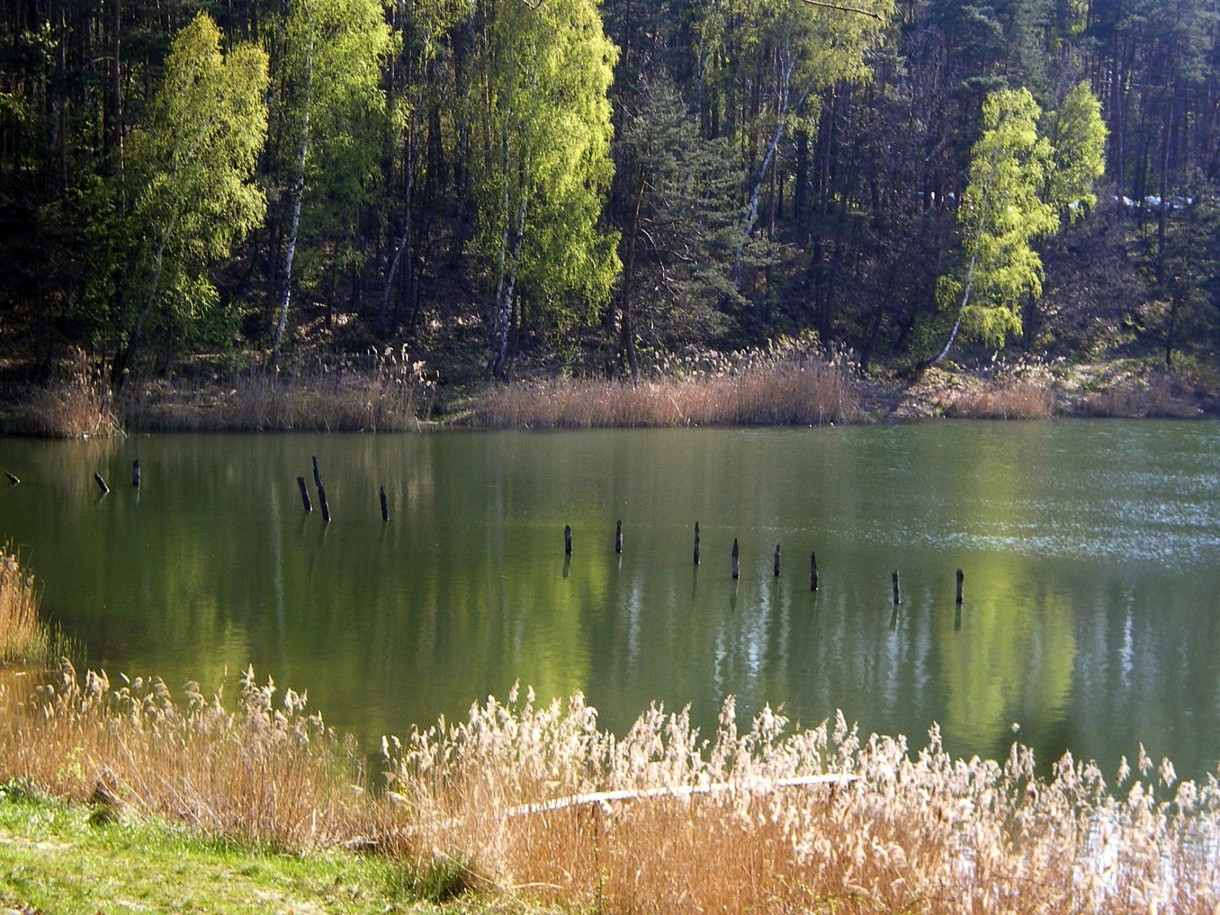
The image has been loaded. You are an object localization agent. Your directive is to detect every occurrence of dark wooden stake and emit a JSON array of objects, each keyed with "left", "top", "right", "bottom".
[
  {"left": 564, "top": 524, "right": 573, "bottom": 555},
  {"left": 312, "top": 455, "right": 323, "bottom": 491},
  {"left": 615, "top": 519, "right": 623, "bottom": 553},
  {"left": 773, "top": 544, "right": 781, "bottom": 576},
  {"left": 297, "top": 476, "right": 312, "bottom": 512},
  {"left": 318, "top": 485, "right": 331, "bottom": 523},
  {"left": 955, "top": 568, "right": 964, "bottom": 604},
  {"left": 810, "top": 551, "right": 819, "bottom": 591},
  {"left": 693, "top": 522, "right": 701, "bottom": 565},
  {"left": 94, "top": 472, "right": 109, "bottom": 495},
  {"left": 891, "top": 570, "right": 901, "bottom": 604},
  {"left": 131, "top": 460, "right": 140, "bottom": 488},
  {"left": 379, "top": 486, "right": 389, "bottom": 522},
  {"left": 731, "top": 538, "right": 740, "bottom": 579},
  {"left": 4, "top": 471, "right": 20, "bottom": 485}
]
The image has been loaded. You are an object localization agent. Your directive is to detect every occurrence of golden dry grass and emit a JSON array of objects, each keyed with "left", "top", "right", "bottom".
[
  {"left": 476, "top": 341, "right": 861, "bottom": 428},
  {"left": 946, "top": 378, "right": 1057, "bottom": 419},
  {"left": 124, "top": 362, "right": 433, "bottom": 432},
  {"left": 381, "top": 689, "right": 1220, "bottom": 914},
  {"left": 16, "top": 361, "right": 123, "bottom": 438},
  {"left": 0, "top": 672, "right": 1217, "bottom": 912},
  {"left": 1081, "top": 371, "right": 1202, "bottom": 418},
  {"left": 0, "top": 546, "right": 45, "bottom": 663}
]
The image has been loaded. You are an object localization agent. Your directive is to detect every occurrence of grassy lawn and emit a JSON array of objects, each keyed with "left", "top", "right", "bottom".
[{"left": 0, "top": 785, "right": 476, "bottom": 915}]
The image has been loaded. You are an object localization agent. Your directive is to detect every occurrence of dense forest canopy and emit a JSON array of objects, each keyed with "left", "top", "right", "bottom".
[{"left": 0, "top": 0, "right": 1217, "bottom": 382}]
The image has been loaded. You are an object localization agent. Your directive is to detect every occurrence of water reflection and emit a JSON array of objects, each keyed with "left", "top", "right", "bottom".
[{"left": 0, "top": 421, "right": 1217, "bottom": 780}]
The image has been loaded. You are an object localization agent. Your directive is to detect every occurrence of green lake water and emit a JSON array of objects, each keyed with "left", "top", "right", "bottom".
[{"left": 1, "top": 420, "right": 1217, "bottom": 778}]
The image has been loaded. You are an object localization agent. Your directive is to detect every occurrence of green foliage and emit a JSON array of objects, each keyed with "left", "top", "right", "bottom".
[
  {"left": 934, "top": 82, "right": 1105, "bottom": 357},
  {"left": 1040, "top": 81, "right": 1107, "bottom": 219},
  {"left": 469, "top": 0, "right": 621, "bottom": 373},
  {"left": 937, "top": 87, "right": 1057, "bottom": 349},
  {"left": 117, "top": 13, "right": 269, "bottom": 371}
]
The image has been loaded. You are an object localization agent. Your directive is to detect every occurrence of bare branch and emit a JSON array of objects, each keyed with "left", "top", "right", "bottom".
[{"left": 797, "top": 0, "right": 885, "bottom": 20}]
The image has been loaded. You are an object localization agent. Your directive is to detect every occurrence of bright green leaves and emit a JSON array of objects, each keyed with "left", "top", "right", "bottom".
[
  {"left": 270, "top": 0, "right": 398, "bottom": 358},
  {"left": 120, "top": 13, "right": 269, "bottom": 368},
  {"left": 470, "top": 0, "right": 620, "bottom": 376},
  {"left": 934, "top": 83, "right": 1106, "bottom": 357},
  {"left": 1040, "top": 81, "right": 1107, "bottom": 221}
]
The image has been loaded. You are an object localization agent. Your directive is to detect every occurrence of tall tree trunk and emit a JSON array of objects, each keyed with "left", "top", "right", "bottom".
[
  {"left": 271, "top": 26, "right": 313, "bottom": 366},
  {"left": 733, "top": 53, "right": 798, "bottom": 286},
  {"left": 381, "top": 127, "right": 415, "bottom": 326}
]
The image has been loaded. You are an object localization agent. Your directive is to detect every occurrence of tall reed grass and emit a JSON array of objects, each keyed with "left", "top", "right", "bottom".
[
  {"left": 477, "top": 339, "right": 861, "bottom": 428},
  {"left": 125, "top": 349, "right": 435, "bottom": 432},
  {"left": 1, "top": 668, "right": 1217, "bottom": 912},
  {"left": 381, "top": 689, "right": 1220, "bottom": 913},
  {"left": 1081, "top": 371, "right": 1202, "bottom": 418},
  {"left": 0, "top": 546, "right": 55, "bottom": 664},
  {"left": 15, "top": 359, "right": 123, "bottom": 438}
]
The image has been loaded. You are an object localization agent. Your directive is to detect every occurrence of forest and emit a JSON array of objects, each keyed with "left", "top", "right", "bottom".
[{"left": 0, "top": 0, "right": 1217, "bottom": 391}]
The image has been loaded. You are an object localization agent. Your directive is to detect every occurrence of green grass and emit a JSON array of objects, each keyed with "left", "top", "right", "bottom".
[{"left": 0, "top": 783, "right": 485, "bottom": 914}]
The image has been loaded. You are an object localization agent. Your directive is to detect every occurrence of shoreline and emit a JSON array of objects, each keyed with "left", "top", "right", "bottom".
[{"left": 1, "top": 355, "right": 1217, "bottom": 437}]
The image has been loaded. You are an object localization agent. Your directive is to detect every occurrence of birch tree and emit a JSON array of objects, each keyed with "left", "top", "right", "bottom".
[
  {"left": 467, "top": 0, "right": 619, "bottom": 379},
  {"left": 269, "top": 0, "right": 396, "bottom": 363},
  {"left": 115, "top": 13, "right": 268, "bottom": 375}
]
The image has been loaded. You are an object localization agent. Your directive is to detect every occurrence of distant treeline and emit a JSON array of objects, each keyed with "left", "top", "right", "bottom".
[{"left": 0, "top": 0, "right": 1217, "bottom": 381}]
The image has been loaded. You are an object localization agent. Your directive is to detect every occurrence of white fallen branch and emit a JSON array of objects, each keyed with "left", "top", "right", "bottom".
[{"left": 505, "top": 773, "right": 858, "bottom": 818}]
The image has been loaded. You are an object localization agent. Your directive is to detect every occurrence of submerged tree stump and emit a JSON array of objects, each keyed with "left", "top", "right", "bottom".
[
  {"left": 810, "top": 551, "right": 818, "bottom": 592},
  {"left": 564, "top": 524, "right": 573, "bottom": 555},
  {"left": 380, "top": 486, "right": 389, "bottom": 522},
  {"left": 693, "top": 522, "right": 701, "bottom": 565},
  {"left": 131, "top": 460, "right": 141, "bottom": 488},
  {"left": 956, "top": 568, "right": 964, "bottom": 604},
  {"left": 773, "top": 544, "right": 781, "bottom": 577},
  {"left": 732, "top": 538, "right": 739, "bottom": 580},
  {"left": 615, "top": 519, "right": 623, "bottom": 554},
  {"left": 892, "top": 570, "right": 901, "bottom": 604},
  {"left": 94, "top": 473, "right": 109, "bottom": 495}
]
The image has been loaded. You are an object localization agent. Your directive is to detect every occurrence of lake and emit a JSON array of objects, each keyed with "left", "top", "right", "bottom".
[{"left": 1, "top": 420, "right": 1218, "bottom": 779}]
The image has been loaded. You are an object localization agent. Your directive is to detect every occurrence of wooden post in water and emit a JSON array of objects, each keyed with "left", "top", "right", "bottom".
[
  {"left": 693, "top": 522, "right": 701, "bottom": 565},
  {"left": 5, "top": 471, "right": 20, "bottom": 485},
  {"left": 296, "top": 477, "right": 312, "bottom": 512},
  {"left": 564, "top": 524, "right": 573, "bottom": 555},
  {"left": 731, "top": 538, "right": 740, "bottom": 579},
  {"left": 94, "top": 472, "right": 109, "bottom": 495},
  {"left": 891, "top": 570, "right": 901, "bottom": 604},
  {"left": 955, "top": 568, "right": 964, "bottom": 604},
  {"left": 810, "top": 551, "right": 819, "bottom": 592},
  {"left": 379, "top": 486, "right": 389, "bottom": 522},
  {"left": 615, "top": 520, "right": 623, "bottom": 554},
  {"left": 773, "top": 544, "right": 781, "bottom": 577},
  {"left": 311, "top": 456, "right": 330, "bottom": 522},
  {"left": 131, "top": 460, "right": 141, "bottom": 488}
]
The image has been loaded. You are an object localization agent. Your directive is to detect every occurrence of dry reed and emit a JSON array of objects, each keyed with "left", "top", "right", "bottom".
[
  {"left": 946, "top": 379, "right": 1057, "bottom": 419},
  {"left": 0, "top": 671, "right": 1217, "bottom": 911},
  {"left": 0, "top": 661, "right": 371, "bottom": 850},
  {"left": 0, "top": 546, "right": 46, "bottom": 663},
  {"left": 124, "top": 352, "right": 434, "bottom": 432},
  {"left": 16, "top": 358, "right": 123, "bottom": 438},
  {"left": 1081, "top": 371, "right": 1202, "bottom": 418},
  {"left": 476, "top": 339, "right": 860, "bottom": 428},
  {"left": 383, "top": 689, "right": 1220, "bottom": 914}
]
